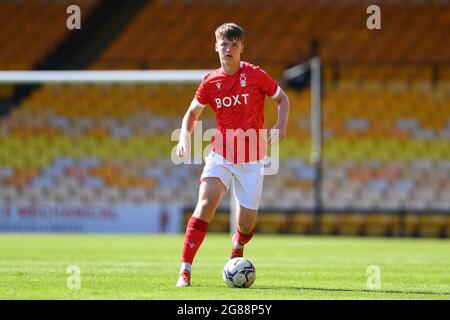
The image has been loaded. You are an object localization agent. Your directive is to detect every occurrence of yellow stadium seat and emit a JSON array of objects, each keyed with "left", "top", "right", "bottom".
[
  {"left": 337, "top": 212, "right": 366, "bottom": 236},
  {"left": 320, "top": 213, "right": 339, "bottom": 235},
  {"left": 209, "top": 213, "right": 230, "bottom": 233},
  {"left": 365, "top": 214, "right": 400, "bottom": 236},
  {"left": 418, "top": 214, "right": 447, "bottom": 238},
  {"left": 290, "top": 212, "right": 315, "bottom": 234},
  {"left": 256, "top": 213, "right": 288, "bottom": 233},
  {"left": 403, "top": 214, "right": 419, "bottom": 237}
]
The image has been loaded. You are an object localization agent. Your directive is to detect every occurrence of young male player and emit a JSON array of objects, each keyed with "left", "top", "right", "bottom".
[{"left": 176, "top": 23, "right": 290, "bottom": 287}]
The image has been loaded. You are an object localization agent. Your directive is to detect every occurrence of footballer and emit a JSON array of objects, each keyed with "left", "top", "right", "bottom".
[{"left": 176, "top": 23, "right": 290, "bottom": 287}]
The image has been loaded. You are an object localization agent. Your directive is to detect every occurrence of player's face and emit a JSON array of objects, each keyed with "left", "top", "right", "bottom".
[{"left": 215, "top": 38, "right": 243, "bottom": 64}]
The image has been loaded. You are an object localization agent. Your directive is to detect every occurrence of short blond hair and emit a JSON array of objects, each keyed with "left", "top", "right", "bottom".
[{"left": 215, "top": 23, "right": 244, "bottom": 42}]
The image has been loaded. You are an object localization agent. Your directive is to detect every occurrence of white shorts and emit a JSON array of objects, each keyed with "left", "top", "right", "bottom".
[{"left": 200, "top": 152, "right": 265, "bottom": 210}]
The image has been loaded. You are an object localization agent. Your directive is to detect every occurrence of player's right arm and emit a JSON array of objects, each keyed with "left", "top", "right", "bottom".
[{"left": 176, "top": 98, "right": 205, "bottom": 159}]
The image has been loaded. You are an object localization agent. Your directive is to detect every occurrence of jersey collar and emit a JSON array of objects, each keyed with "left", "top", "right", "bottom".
[{"left": 220, "top": 61, "right": 244, "bottom": 76}]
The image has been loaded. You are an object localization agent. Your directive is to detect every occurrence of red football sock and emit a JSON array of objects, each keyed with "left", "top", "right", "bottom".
[
  {"left": 181, "top": 216, "right": 209, "bottom": 264},
  {"left": 235, "top": 227, "right": 255, "bottom": 247}
]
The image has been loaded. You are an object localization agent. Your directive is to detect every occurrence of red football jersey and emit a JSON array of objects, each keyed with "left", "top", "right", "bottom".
[{"left": 195, "top": 61, "right": 281, "bottom": 163}]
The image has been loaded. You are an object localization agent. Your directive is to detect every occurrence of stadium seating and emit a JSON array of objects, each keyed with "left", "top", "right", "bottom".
[
  {"left": 0, "top": 0, "right": 100, "bottom": 71},
  {"left": 256, "top": 212, "right": 289, "bottom": 233},
  {"left": 0, "top": 1, "right": 99, "bottom": 99},
  {"left": 2, "top": 82, "right": 449, "bottom": 236},
  {"left": 417, "top": 214, "right": 447, "bottom": 237},
  {"left": 1, "top": 0, "right": 449, "bottom": 237},
  {"left": 320, "top": 213, "right": 339, "bottom": 235},
  {"left": 290, "top": 212, "right": 315, "bottom": 234},
  {"left": 365, "top": 213, "right": 401, "bottom": 237},
  {"left": 93, "top": 0, "right": 449, "bottom": 73}
]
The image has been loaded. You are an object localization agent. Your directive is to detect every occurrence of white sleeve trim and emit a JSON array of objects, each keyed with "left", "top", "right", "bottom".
[
  {"left": 271, "top": 85, "right": 281, "bottom": 99},
  {"left": 192, "top": 98, "right": 206, "bottom": 108}
]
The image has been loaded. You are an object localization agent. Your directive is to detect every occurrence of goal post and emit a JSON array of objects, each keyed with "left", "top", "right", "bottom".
[
  {"left": 0, "top": 70, "right": 212, "bottom": 84},
  {"left": 310, "top": 57, "right": 323, "bottom": 235},
  {"left": 281, "top": 57, "right": 323, "bottom": 234}
]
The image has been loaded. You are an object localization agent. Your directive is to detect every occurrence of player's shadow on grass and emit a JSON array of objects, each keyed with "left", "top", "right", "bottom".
[{"left": 255, "top": 286, "right": 450, "bottom": 296}]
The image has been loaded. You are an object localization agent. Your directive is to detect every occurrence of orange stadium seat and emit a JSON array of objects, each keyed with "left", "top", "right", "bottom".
[
  {"left": 0, "top": 1, "right": 99, "bottom": 70},
  {"left": 91, "top": 0, "right": 449, "bottom": 71}
]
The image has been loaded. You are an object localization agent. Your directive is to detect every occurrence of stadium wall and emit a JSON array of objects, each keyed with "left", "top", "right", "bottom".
[{"left": 0, "top": 202, "right": 182, "bottom": 233}]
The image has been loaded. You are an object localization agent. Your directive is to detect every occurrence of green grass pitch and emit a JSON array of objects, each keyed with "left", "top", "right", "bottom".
[{"left": 0, "top": 234, "right": 449, "bottom": 299}]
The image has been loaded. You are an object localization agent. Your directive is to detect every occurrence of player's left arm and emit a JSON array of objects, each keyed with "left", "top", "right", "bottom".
[{"left": 269, "top": 88, "right": 290, "bottom": 145}]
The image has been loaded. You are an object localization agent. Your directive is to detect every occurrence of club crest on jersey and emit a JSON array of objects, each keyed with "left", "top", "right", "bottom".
[
  {"left": 215, "top": 82, "right": 221, "bottom": 90},
  {"left": 240, "top": 73, "right": 247, "bottom": 87}
]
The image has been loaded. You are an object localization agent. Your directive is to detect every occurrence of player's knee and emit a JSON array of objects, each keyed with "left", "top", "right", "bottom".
[
  {"left": 237, "top": 223, "right": 255, "bottom": 235},
  {"left": 196, "top": 199, "right": 217, "bottom": 217}
]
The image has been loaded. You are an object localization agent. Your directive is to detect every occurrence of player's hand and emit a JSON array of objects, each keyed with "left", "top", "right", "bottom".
[
  {"left": 268, "top": 123, "right": 287, "bottom": 145},
  {"left": 176, "top": 136, "right": 190, "bottom": 159}
]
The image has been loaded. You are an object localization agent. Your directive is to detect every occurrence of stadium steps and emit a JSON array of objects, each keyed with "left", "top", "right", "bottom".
[
  {"left": 0, "top": 1, "right": 101, "bottom": 114},
  {"left": 39, "top": 0, "right": 150, "bottom": 70}
]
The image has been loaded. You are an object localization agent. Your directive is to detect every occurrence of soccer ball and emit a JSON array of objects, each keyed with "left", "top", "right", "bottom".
[{"left": 223, "top": 257, "right": 256, "bottom": 288}]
